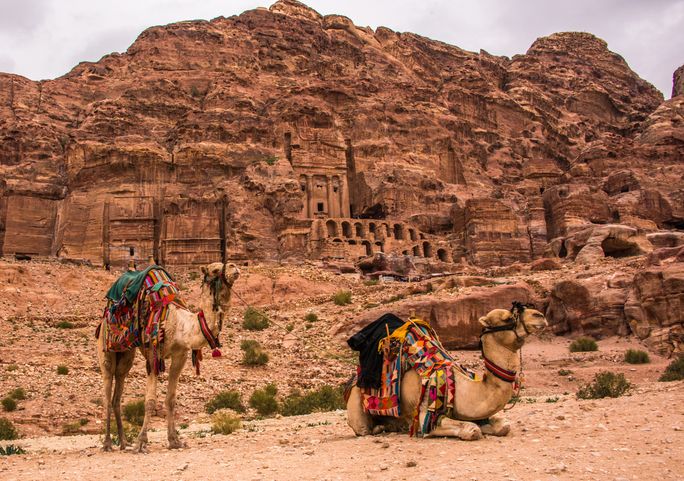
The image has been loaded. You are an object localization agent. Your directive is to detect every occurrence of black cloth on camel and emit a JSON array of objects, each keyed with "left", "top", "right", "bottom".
[{"left": 347, "top": 313, "right": 405, "bottom": 389}]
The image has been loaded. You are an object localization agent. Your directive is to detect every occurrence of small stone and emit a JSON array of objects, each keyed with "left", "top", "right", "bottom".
[
  {"left": 381, "top": 442, "right": 390, "bottom": 449},
  {"left": 406, "top": 461, "right": 417, "bottom": 467}
]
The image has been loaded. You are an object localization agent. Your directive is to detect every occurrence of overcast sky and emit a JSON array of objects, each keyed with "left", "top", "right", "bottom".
[{"left": 1, "top": 0, "right": 682, "bottom": 98}]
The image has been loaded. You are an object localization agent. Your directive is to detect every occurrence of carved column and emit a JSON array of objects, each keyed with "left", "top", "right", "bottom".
[
  {"left": 326, "top": 175, "right": 335, "bottom": 217},
  {"left": 306, "top": 175, "right": 314, "bottom": 218},
  {"left": 341, "top": 177, "right": 351, "bottom": 218}
]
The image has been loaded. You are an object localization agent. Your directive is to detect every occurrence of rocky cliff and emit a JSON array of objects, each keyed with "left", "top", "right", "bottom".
[{"left": 0, "top": 0, "right": 682, "bottom": 270}]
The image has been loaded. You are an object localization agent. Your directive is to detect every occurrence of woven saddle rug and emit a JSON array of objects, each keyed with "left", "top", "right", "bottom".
[
  {"left": 356, "top": 318, "right": 475, "bottom": 436},
  {"left": 101, "top": 266, "right": 185, "bottom": 375}
]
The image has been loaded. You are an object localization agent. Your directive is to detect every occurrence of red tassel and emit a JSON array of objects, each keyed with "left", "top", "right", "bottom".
[{"left": 212, "top": 349, "right": 222, "bottom": 358}]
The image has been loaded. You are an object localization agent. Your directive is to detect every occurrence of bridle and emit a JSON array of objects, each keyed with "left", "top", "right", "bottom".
[{"left": 479, "top": 302, "right": 531, "bottom": 387}]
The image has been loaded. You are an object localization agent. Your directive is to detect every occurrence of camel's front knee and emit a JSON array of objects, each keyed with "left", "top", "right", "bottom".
[
  {"left": 346, "top": 387, "right": 373, "bottom": 436},
  {"left": 480, "top": 414, "right": 510, "bottom": 437}
]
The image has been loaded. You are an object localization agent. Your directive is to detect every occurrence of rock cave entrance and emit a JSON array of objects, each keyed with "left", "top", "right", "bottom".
[
  {"left": 394, "top": 224, "right": 404, "bottom": 240},
  {"left": 437, "top": 248, "right": 448, "bottom": 262},
  {"left": 342, "top": 221, "right": 352, "bottom": 238},
  {"left": 326, "top": 220, "right": 338, "bottom": 237},
  {"left": 601, "top": 237, "right": 640, "bottom": 258},
  {"left": 423, "top": 241, "right": 432, "bottom": 257}
]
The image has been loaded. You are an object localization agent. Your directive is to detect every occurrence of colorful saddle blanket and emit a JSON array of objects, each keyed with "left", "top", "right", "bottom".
[
  {"left": 356, "top": 318, "right": 474, "bottom": 436},
  {"left": 102, "top": 266, "right": 184, "bottom": 374}
]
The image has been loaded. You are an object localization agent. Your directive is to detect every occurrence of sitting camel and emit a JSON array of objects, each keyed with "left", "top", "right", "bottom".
[
  {"left": 346, "top": 304, "right": 548, "bottom": 439},
  {"left": 96, "top": 262, "right": 240, "bottom": 451}
]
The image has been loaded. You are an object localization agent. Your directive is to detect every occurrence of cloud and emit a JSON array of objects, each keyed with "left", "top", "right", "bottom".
[
  {"left": 0, "top": 53, "right": 16, "bottom": 72},
  {"left": 0, "top": 0, "right": 50, "bottom": 35}
]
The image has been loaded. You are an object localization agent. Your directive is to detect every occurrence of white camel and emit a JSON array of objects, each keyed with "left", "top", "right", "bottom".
[
  {"left": 346, "top": 305, "right": 548, "bottom": 439},
  {"left": 97, "top": 262, "right": 240, "bottom": 451}
]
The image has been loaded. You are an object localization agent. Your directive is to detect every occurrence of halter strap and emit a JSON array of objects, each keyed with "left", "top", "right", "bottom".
[
  {"left": 483, "top": 354, "right": 517, "bottom": 383},
  {"left": 197, "top": 310, "right": 221, "bottom": 350}
]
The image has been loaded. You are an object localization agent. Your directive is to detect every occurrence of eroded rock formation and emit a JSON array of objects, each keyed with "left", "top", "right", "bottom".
[{"left": 0, "top": 0, "right": 681, "bottom": 273}]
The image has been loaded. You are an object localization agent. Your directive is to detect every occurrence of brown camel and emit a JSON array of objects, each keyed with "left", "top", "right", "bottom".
[
  {"left": 96, "top": 262, "right": 240, "bottom": 451},
  {"left": 346, "top": 305, "right": 548, "bottom": 439}
]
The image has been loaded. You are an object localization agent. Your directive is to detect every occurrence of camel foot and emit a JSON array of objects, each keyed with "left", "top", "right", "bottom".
[
  {"left": 371, "top": 425, "right": 385, "bottom": 435},
  {"left": 480, "top": 415, "right": 511, "bottom": 437},
  {"left": 102, "top": 443, "right": 113, "bottom": 452},
  {"left": 459, "top": 423, "right": 483, "bottom": 441},
  {"left": 168, "top": 438, "right": 187, "bottom": 449},
  {"left": 135, "top": 440, "right": 149, "bottom": 453}
]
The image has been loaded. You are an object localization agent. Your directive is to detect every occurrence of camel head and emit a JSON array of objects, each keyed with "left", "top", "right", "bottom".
[
  {"left": 478, "top": 302, "right": 548, "bottom": 350},
  {"left": 201, "top": 262, "right": 240, "bottom": 287}
]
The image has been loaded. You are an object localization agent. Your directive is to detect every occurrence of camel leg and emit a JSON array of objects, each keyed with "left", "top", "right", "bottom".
[
  {"left": 101, "top": 354, "right": 114, "bottom": 452},
  {"left": 479, "top": 412, "right": 511, "bottom": 437},
  {"left": 426, "top": 417, "right": 483, "bottom": 440},
  {"left": 136, "top": 369, "right": 158, "bottom": 453},
  {"left": 112, "top": 351, "right": 135, "bottom": 450},
  {"left": 346, "top": 387, "right": 373, "bottom": 436},
  {"left": 165, "top": 351, "right": 187, "bottom": 449}
]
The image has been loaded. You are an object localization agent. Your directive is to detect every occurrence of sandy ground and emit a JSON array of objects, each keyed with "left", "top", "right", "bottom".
[
  {"left": 1, "top": 258, "right": 682, "bottom": 480},
  {"left": 1, "top": 381, "right": 682, "bottom": 481}
]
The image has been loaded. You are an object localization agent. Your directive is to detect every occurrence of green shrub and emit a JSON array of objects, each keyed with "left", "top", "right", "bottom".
[
  {"left": 8, "top": 388, "right": 26, "bottom": 401},
  {"left": 2, "top": 397, "right": 17, "bottom": 412},
  {"left": 249, "top": 384, "right": 279, "bottom": 416},
  {"left": 211, "top": 412, "right": 241, "bottom": 435},
  {"left": 57, "top": 365, "right": 69, "bottom": 375},
  {"left": 363, "top": 279, "right": 379, "bottom": 286},
  {"left": 285, "top": 323, "right": 294, "bottom": 332},
  {"left": 241, "top": 340, "right": 269, "bottom": 366},
  {"left": 123, "top": 400, "right": 145, "bottom": 426},
  {"left": 61, "top": 421, "right": 83, "bottom": 435},
  {"left": 304, "top": 312, "right": 319, "bottom": 323},
  {"left": 577, "top": 371, "right": 631, "bottom": 399},
  {"left": 205, "top": 390, "right": 245, "bottom": 414},
  {"left": 557, "top": 369, "right": 573, "bottom": 376},
  {"left": 0, "top": 444, "right": 26, "bottom": 456},
  {"left": 0, "top": 418, "right": 18, "bottom": 440},
  {"left": 243, "top": 307, "right": 269, "bottom": 331},
  {"left": 264, "top": 155, "right": 278, "bottom": 166},
  {"left": 569, "top": 337, "right": 598, "bottom": 352},
  {"left": 624, "top": 349, "right": 650, "bottom": 364},
  {"left": 659, "top": 354, "right": 684, "bottom": 382},
  {"left": 281, "top": 385, "right": 345, "bottom": 417},
  {"left": 5, "top": 364, "right": 18, "bottom": 372},
  {"left": 56, "top": 321, "right": 74, "bottom": 329},
  {"left": 332, "top": 290, "right": 352, "bottom": 306}
]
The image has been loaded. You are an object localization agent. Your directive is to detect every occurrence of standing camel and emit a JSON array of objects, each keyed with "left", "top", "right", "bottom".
[
  {"left": 346, "top": 305, "right": 548, "bottom": 439},
  {"left": 96, "top": 262, "right": 240, "bottom": 451}
]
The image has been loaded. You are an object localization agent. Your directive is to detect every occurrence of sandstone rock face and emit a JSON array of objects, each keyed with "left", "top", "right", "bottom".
[
  {"left": 673, "top": 64, "right": 684, "bottom": 98},
  {"left": 626, "top": 263, "right": 684, "bottom": 355},
  {"left": 334, "top": 282, "right": 535, "bottom": 349},
  {"left": 0, "top": 0, "right": 681, "bottom": 269}
]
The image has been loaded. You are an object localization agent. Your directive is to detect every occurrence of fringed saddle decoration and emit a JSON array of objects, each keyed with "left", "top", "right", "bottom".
[
  {"left": 101, "top": 267, "right": 185, "bottom": 375},
  {"left": 191, "top": 311, "right": 222, "bottom": 376}
]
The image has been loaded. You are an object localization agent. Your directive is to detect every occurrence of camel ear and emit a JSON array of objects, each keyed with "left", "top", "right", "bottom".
[
  {"left": 200, "top": 265, "right": 208, "bottom": 275},
  {"left": 478, "top": 316, "right": 489, "bottom": 327}
]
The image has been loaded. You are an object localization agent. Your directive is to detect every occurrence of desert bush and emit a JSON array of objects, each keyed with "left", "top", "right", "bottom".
[
  {"left": 6, "top": 364, "right": 18, "bottom": 372},
  {"left": 304, "top": 312, "right": 319, "bottom": 323},
  {"left": 659, "top": 354, "right": 684, "bottom": 382},
  {"left": 332, "top": 290, "right": 352, "bottom": 306},
  {"left": 61, "top": 421, "right": 83, "bottom": 435},
  {"left": 577, "top": 371, "right": 631, "bottom": 399},
  {"left": 211, "top": 412, "right": 241, "bottom": 435},
  {"left": 8, "top": 388, "right": 26, "bottom": 401},
  {"left": 624, "top": 349, "right": 650, "bottom": 364},
  {"left": 285, "top": 323, "right": 294, "bottom": 332},
  {"left": 264, "top": 155, "right": 278, "bottom": 166},
  {"left": 241, "top": 340, "right": 269, "bottom": 366},
  {"left": 2, "top": 397, "right": 17, "bottom": 412},
  {"left": 57, "top": 365, "right": 69, "bottom": 375},
  {"left": 363, "top": 279, "right": 379, "bottom": 286},
  {"left": 281, "top": 385, "right": 345, "bottom": 417},
  {"left": 123, "top": 399, "right": 145, "bottom": 426},
  {"left": 56, "top": 321, "right": 74, "bottom": 329},
  {"left": 0, "top": 418, "right": 18, "bottom": 440},
  {"left": 243, "top": 307, "right": 269, "bottom": 331},
  {"left": 569, "top": 337, "right": 598, "bottom": 352},
  {"left": 557, "top": 369, "right": 573, "bottom": 376},
  {"left": 249, "top": 384, "right": 279, "bottom": 416},
  {"left": 0, "top": 444, "right": 26, "bottom": 456},
  {"left": 205, "top": 390, "right": 245, "bottom": 414}
]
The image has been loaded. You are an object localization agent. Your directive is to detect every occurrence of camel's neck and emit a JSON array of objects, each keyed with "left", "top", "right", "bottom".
[
  {"left": 191, "top": 284, "right": 232, "bottom": 349},
  {"left": 453, "top": 336, "right": 520, "bottom": 420}
]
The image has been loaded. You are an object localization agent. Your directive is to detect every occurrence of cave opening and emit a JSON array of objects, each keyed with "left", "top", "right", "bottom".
[{"left": 601, "top": 237, "right": 640, "bottom": 258}]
